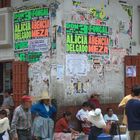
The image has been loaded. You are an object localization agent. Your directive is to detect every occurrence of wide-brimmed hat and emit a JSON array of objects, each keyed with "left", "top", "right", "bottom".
[
  {"left": 38, "top": 91, "right": 51, "bottom": 100},
  {"left": 91, "top": 93, "right": 100, "bottom": 97}
]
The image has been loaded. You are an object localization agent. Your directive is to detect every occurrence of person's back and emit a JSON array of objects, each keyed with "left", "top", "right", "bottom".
[
  {"left": 126, "top": 99, "right": 140, "bottom": 131},
  {"left": 125, "top": 85, "right": 140, "bottom": 140}
]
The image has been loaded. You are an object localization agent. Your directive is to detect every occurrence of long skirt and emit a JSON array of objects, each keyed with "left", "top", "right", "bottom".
[{"left": 32, "top": 116, "right": 54, "bottom": 140}]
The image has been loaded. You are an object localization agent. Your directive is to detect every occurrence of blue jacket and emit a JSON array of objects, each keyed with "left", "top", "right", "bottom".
[{"left": 31, "top": 102, "right": 56, "bottom": 119}]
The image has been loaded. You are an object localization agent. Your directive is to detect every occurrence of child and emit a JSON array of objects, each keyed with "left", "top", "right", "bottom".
[
  {"left": 0, "top": 110, "right": 10, "bottom": 140},
  {"left": 54, "top": 111, "right": 79, "bottom": 140}
]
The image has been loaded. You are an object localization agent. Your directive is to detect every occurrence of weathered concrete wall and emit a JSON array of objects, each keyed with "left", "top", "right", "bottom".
[
  {"left": 0, "top": 48, "right": 14, "bottom": 60},
  {"left": 11, "top": 0, "right": 140, "bottom": 106}
]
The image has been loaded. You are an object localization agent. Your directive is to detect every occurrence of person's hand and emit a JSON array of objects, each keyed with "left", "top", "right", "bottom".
[
  {"left": 74, "top": 131, "right": 79, "bottom": 135},
  {"left": 12, "top": 134, "right": 18, "bottom": 140},
  {"left": 1, "top": 106, "right": 6, "bottom": 109}
]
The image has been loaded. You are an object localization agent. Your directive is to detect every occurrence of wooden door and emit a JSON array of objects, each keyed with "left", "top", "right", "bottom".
[
  {"left": 124, "top": 56, "right": 140, "bottom": 96},
  {"left": 12, "top": 61, "right": 28, "bottom": 106}
]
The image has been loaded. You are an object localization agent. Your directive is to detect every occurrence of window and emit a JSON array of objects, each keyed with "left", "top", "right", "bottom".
[
  {"left": 0, "top": 62, "right": 12, "bottom": 93},
  {"left": 0, "top": 0, "right": 11, "bottom": 8}
]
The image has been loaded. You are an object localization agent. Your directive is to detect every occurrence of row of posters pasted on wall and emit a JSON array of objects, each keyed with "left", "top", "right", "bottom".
[
  {"left": 12, "top": 1, "right": 133, "bottom": 97},
  {"left": 13, "top": 7, "right": 50, "bottom": 63}
]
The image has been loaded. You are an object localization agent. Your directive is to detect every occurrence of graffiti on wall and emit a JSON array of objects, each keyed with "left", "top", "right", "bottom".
[
  {"left": 72, "top": 0, "right": 81, "bottom": 8},
  {"left": 71, "top": 0, "right": 109, "bottom": 25},
  {"left": 120, "top": 4, "right": 133, "bottom": 38}
]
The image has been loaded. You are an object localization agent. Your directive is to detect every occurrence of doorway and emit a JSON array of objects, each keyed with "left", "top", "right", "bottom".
[
  {"left": 124, "top": 56, "right": 140, "bottom": 95},
  {"left": 0, "top": 61, "right": 12, "bottom": 105}
]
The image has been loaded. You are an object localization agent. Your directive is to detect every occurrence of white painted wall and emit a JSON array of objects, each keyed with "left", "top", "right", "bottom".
[{"left": 11, "top": 0, "right": 140, "bottom": 106}]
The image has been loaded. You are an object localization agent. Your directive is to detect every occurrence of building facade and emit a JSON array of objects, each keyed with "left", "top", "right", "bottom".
[{"left": 0, "top": 0, "right": 140, "bottom": 107}]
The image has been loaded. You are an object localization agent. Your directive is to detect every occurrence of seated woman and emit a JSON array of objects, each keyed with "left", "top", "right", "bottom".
[
  {"left": 104, "top": 108, "right": 119, "bottom": 123},
  {"left": 104, "top": 108, "right": 119, "bottom": 135},
  {"left": 76, "top": 101, "right": 91, "bottom": 134},
  {"left": 54, "top": 111, "right": 79, "bottom": 140}
]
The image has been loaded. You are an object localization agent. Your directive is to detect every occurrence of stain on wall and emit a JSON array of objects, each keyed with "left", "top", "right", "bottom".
[{"left": 11, "top": 0, "right": 140, "bottom": 106}]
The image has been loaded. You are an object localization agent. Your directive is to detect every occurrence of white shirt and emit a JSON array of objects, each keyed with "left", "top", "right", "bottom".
[
  {"left": 0, "top": 117, "right": 10, "bottom": 133},
  {"left": 76, "top": 109, "right": 89, "bottom": 121},
  {"left": 104, "top": 114, "right": 119, "bottom": 122},
  {"left": 87, "top": 109, "right": 106, "bottom": 128}
]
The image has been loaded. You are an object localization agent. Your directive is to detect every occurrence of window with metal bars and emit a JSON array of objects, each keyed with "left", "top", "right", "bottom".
[{"left": 0, "top": 0, "right": 11, "bottom": 8}]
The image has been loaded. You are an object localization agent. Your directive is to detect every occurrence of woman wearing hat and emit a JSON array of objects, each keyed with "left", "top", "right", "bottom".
[
  {"left": 31, "top": 91, "right": 56, "bottom": 140},
  {"left": 88, "top": 93, "right": 101, "bottom": 108}
]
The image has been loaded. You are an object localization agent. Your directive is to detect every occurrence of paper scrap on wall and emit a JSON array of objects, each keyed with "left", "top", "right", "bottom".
[
  {"left": 126, "top": 66, "right": 136, "bottom": 77},
  {"left": 66, "top": 54, "right": 90, "bottom": 76},
  {"left": 110, "top": 48, "right": 127, "bottom": 65},
  {"left": 57, "top": 64, "right": 64, "bottom": 80}
]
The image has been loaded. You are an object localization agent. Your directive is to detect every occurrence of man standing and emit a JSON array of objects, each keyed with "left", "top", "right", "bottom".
[
  {"left": 126, "top": 85, "right": 140, "bottom": 140},
  {"left": 2, "top": 91, "right": 14, "bottom": 110},
  {"left": 11, "top": 95, "right": 32, "bottom": 140},
  {"left": 2, "top": 91, "right": 14, "bottom": 121}
]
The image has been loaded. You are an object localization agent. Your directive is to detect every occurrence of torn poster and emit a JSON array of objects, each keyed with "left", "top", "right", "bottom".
[
  {"left": 57, "top": 64, "right": 64, "bottom": 80},
  {"left": 66, "top": 54, "right": 90, "bottom": 76}
]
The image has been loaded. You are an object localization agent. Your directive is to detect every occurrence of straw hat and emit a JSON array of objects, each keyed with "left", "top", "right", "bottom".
[
  {"left": 38, "top": 91, "right": 51, "bottom": 100},
  {"left": 91, "top": 92, "right": 100, "bottom": 98}
]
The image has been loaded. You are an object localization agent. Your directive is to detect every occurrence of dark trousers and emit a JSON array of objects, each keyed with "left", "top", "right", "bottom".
[
  {"left": 0, "top": 131, "right": 5, "bottom": 140},
  {"left": 88, "top": 126, "right": 103, "bottom": 140},
  {"left": 17, "top": 129, "right": 32, "bottom": 140}
]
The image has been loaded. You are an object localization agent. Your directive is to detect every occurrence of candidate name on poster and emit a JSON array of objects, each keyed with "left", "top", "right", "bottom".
[
  {"left": 28, "top": 38, "right": 50, "bottom": 52},
  {"left": 13, "top": 8, "right": 50, "bottom": 62},
  {"left": 66, "top": 23, "right": 109, "bottom": 55}
]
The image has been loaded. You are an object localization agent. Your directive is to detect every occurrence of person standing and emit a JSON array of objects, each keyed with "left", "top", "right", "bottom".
[
  {"left": 87, "top": 104, "right": 106, "bottom": 140},
  {"left": 76, "top": 102, "right": 91, "bottom": 134},
  {"left": 1, "top": 91, "right": 14, "bottom": 122},
  {"left": 31, "top": 91, "right": 56, "bottom": 140},
  {"left": 125, "top": 85, "right": 140, "bottom": 140},
  {"left": 0, "top": 109, "right": 10, "bottom": 140},
  {"left": 10, "top": 95, "right": 32, "bottom": 140},
  {"left": 88, "top": 93, "right": 100, "bottom": 108},
  {"left": 118, "top": 93, "right": 133, "bottom": 125}
]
